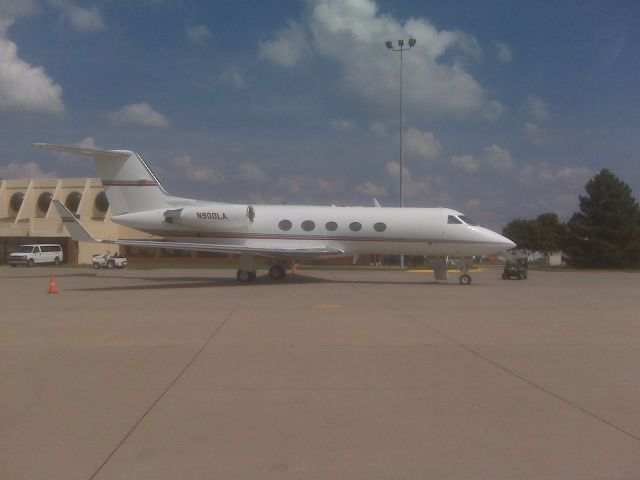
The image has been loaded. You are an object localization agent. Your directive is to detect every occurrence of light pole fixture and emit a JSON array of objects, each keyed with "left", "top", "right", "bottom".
[{"left": 385, "top": 37, "right": 416, "bottom": 269}]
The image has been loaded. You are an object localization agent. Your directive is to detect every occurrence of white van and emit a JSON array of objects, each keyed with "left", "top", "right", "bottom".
[{"left": 7, "top": 244, "right": 64, "bottom": 267}]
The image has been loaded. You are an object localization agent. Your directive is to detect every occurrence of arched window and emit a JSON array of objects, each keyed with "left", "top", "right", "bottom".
[
  {"left": 325, "top": 221, "right": 338, "bottom": 231},
  {"left": 301, "top": 220, "right": 316, "bottom": 232},
  {"left": 373, "top": 222, "right": 387, "bottom": 232},
  {"left": 278, "top": 220, "right": 292, "bottom": 231},
  {"left": 349, "top": 222, "right": 362, "bottom": 232}
]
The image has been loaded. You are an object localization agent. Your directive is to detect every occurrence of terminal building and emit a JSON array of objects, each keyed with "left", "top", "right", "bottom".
[
  {"left": 0, "top": 177, "right": 143, "bottom": 264},
  {"left": 0, "top": 177, "right": 376, "bottom": 266}
]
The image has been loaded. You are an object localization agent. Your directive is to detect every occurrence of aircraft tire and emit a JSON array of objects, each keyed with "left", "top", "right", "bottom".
[
  {"left": 459, "top": 274, "right": 472, "bottom": 285},
  {"left": 268, "top": 265, "right": 286, "bottom": 280},
  {"left": 237, "top": 270, "right": 256, "bottom": 283}
]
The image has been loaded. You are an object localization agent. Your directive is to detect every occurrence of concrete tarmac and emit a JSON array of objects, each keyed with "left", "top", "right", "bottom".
[{"left": 1, "top": 266, "right": 639, "bottom": 479}]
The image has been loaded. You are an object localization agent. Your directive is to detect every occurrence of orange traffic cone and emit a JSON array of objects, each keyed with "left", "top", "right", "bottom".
[{"left": 48, "top": 275, "right": 58, "bottom": 294}]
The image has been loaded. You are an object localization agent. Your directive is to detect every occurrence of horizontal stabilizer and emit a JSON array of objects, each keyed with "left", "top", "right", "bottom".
[{"left": 33, "top": 143, "right": 129, "bottom": 159}]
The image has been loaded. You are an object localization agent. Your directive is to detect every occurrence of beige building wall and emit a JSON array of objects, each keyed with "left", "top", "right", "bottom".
[{"left": 0, "top": 178, "right": 157, "bottom": 264}]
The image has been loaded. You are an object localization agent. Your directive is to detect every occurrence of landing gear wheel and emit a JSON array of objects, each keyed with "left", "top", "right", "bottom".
[
  {"left": 459, "top": 274, "right": 472, "bottom": 285},
  {"left": 237, "top": 269, "right": 256, "bottom": 283},
  {"left": 268, "top": 265, "right": 286, "bottom": 280}
]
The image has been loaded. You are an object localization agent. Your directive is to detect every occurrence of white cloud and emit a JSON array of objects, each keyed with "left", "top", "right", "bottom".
[
  {"left": 356, "top": 181, "right": 387, "bottom": 197},
  {"left": 384, "top": 161, "right": 434, "bottom": 202},
  {"left": 73, "top": 136, "right": 99, "bottom": 149},
  {"left": 173, "top": 155, "right": 224, "bottom": 185},
  {"left": 0, "top": 0, "right": 39, "bottom": 17},
  {"left": 48, "top": 0, "right": 105, "bottom": 32},
  {"left": 483, "top": 99, "right": 507, "bottom": 121},
  {"left": 186, "top": 24, "right": 212, "bottom": 46},
  {"left": 449, "top": 145, "right": 514, "bottom": 173},
  {"left": 53, "top": 137, "right": 100, "bottom": 166},
  {"left": 483, "top": 144, "right": 514, "bottom": 171},
  {"left": 0, "top": 161, "right": 56, "bottom": 178},
  {"left": 0, "top": 18, "right": 64, "bottom": 114},
  {"left": 259, "top": 19, "right": 309, "bottom": 67},
  {"left": 261, "top": 0, "right": 503, "bottom": 121},
  {"left": 385, "top": 161, "right": 406, "bottom": 179},
  {"left": 108, "top": 103, "right": 170, "bottom": 128},
  {"left": 234, "top": 163, "right": 268, "bottom": 183},
  {"left": 495, "top": 41, "right": 512, "bottom": 62},
  {"left": 275, "top": 174, "right": 343, "bottom": 196},
  {"left": 369, "top": 121, "right": 390, "bottom": 137},
  {"left": 524, "top": 95, "right": 550, "bottom": 121},
  {"left": 404, "top": 128, "right": 441, "bottom": 161},
  {"left": 519, "top": 163, "right": 591, "bottom": 187},
  {"left": 524, "top": 121, "right": 550, "bottom": 145},
  {"left": 219, "top": 67, "right": 247, "bottom": 90},
  {"left": 329, "top": 118, "right": 356, "bottom": 131},
  {"left": 450, "top": 154, "right": 480, "bottom": 172}
]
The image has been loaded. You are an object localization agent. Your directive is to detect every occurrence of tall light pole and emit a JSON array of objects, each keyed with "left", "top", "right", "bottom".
[{"left": 386, "top": 38, "right": 416, "bottom": 270}]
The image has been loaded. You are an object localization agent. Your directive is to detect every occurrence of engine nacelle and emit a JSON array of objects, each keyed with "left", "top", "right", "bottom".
[{"left": 167, "top": 204, "right": 255, "bottom": 230}]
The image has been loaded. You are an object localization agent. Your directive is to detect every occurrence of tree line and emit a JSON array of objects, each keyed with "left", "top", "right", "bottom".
[{"left": 502, "top": 169, "right": 640, "bottom": 268}]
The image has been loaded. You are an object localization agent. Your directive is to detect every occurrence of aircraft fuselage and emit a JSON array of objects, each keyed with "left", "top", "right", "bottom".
[{"left": 112, "top": 203, "right": 511, "bottom": 258}]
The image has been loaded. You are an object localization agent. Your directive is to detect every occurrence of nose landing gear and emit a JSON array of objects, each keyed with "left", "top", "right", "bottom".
[{"left": 456, "top": 257, "right": 473, "bottom": 285}]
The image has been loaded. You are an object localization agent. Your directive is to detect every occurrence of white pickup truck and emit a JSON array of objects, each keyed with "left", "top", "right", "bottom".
[{"left": 92, "top": 253, "right": 128, "bottom": 269}]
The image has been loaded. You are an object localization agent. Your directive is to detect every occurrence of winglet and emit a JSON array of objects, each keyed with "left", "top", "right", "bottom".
[{"left": 52, "top": 200, "right": 101, "bottom": 243}]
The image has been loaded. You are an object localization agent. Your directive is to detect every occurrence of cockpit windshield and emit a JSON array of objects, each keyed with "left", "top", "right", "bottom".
[
  {"left": 447, "top": 215, "right": 462, "bottom": 224},
  {"left": 459, "top": 215, "right": 478, "bottom": 226}
]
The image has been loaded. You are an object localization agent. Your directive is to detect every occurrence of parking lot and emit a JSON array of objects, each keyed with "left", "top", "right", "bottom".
[{"left": 1, "top": 266, "right": 639, "bottom": 479}]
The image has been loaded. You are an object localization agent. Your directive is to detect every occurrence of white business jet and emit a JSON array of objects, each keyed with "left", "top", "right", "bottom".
[{"left": 37, "top": 143, "right": 514, "bottom": 284}]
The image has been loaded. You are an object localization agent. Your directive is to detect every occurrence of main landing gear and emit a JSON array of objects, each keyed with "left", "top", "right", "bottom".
[
  {"left": 236, "top": 269, "right": 256, "bottom": 283},
  {"left": 268, "top": 264, "right": 287, "bottom": 281},
  {"left": 236, "top": 254, "right": 289, "bottom": 283},
  {"left": 237, "top": 253, "right": 257, "bottom": 284}
]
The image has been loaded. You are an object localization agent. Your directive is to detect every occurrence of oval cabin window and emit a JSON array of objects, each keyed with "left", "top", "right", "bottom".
[
  {"left": 325, "top": 221, "right": 338, "bottom": 231},
  {"left": 349, "top": 222, "right": 362, "bottom": 232},
  {"left": 301, "top": 220, "right": 315, "bottom": 232},
  {"left": 373, "top": 222, "right": 387, "bottom": 232},
  {"left": 278, "top": 220, "right": 292, "bottom": 231}
]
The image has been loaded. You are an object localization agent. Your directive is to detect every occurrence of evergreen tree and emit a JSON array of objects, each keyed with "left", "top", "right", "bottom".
[
  {"left": 503, "top": 213, "right": 566, "bottom": 255},
  {"left": 564, "top": 169, "right": 640, "bottom": 268}
]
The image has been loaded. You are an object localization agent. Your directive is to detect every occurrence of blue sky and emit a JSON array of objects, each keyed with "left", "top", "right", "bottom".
[{"left": 0, "top": 0, "right": 638, "bottom": 230}]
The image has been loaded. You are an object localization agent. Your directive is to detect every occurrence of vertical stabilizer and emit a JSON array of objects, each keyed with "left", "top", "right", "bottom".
[{"left": 34, "top": 143, "right": 171, "bottom": 215}]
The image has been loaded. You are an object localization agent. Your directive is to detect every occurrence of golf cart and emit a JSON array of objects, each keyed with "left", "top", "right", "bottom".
[{"left": 502, "top": 260, "right": 527, "bottom": 280}]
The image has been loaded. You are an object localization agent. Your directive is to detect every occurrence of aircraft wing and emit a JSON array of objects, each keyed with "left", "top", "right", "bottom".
[{"left": 52, "top": 200, "right": 343, "bottom": 257}]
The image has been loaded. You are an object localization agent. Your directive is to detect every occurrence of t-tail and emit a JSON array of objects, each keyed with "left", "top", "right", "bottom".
[{"left": 34, "top": 143, "right": 180, "bottom": 215}]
